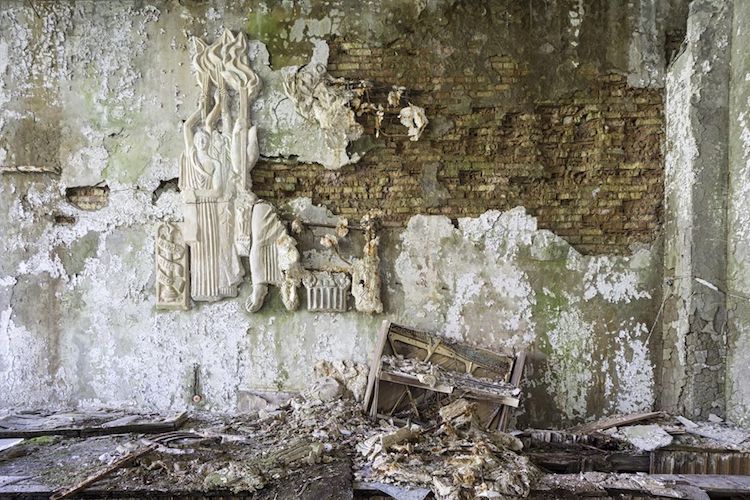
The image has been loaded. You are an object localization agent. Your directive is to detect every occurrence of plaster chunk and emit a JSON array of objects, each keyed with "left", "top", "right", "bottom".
[
  {"left": 303, "top": 271, "right": 351, "bottom": 312},
  {"left": 351, "top": 212, "right": 383, "bottom": 314},
  {"left": 313, "top": 360, "right": 368, "bottom": 401},
  {"left": 618, "top": 424, "right": 673, "bottom": 451}
]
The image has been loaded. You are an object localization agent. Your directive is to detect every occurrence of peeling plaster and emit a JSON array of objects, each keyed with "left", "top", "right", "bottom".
[
  {"left": 544, "top": 308, "right": 594, "bottom": 420},
  {"left": 395, "top": 208, "right": 658, "bottom": 424}
]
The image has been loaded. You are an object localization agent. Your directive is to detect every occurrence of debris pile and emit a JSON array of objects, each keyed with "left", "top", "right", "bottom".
[
  {"left": 313, "top": 359, "right": 369, "bottom": 402},
  {"left": 175, "top": 374, "right": 536, "bottom": 498},
  {"left": 355, "top": 397, "right": 539, "bottom": 499}
]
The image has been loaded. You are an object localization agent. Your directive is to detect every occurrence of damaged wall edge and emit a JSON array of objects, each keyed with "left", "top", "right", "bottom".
[{"left": 660, "top": 0, "right": 733, "bottom": 422}]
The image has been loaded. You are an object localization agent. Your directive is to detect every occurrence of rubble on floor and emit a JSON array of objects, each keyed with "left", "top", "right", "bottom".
[
  {"left": 1, "top": 405, "right": 750, "bottom": 499},
  {"left": 355, "top": 397, "right": 538, "bottom": 498},
  {"left": 523, "top": 409, "right": 750, "bottom": 477},
  {"left": 2, "top": 366, "right": 750, "bottom": 498},
  {"left": 0, "top": 374, "right": 539, "bottom": 499}
]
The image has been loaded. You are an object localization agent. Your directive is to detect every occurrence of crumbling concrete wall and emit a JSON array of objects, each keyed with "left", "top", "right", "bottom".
[
  {"left": 661, "top": 0, "right": 731, "bottom": 421},
  {"left": 0, "top": 0, "right": 683, "bottom": 427},
  {"left": 726, "top": 0, "right": 750, "bottom": 427}
]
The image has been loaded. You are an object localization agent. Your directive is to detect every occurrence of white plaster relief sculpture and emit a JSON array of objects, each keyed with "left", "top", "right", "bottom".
[
  {"left": 155, "top": 222, "right": 190, "bottom": 310},
  {"left": 293, "top": 210, "right": 383, "bottom": 314},
  {"left": 283, "top": 62, "right": 363, "bottom": 170},
  {"left": 350, "top": 212, "right": 383, "bottom": 314},
  {"left": 303, "top": 272, "right": 351, "bottom": 312},
  {"left": 245, "top": 204, "right": 303, "bottom": 313},
  {"left": 170, "top": 29, "right": 301, "bottom": 312}
]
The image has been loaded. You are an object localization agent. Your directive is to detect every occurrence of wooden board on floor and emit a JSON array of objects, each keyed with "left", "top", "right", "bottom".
[
  {"left": 0, "top": 411, "right": 187, "bottom": 438},
  {"left": 534, "top": 472, "right": 750, "bottom": 498}
]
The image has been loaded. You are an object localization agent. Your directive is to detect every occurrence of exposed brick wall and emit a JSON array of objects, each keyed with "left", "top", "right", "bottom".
[
  {"left": 252, "top": 40, "right": 664, "bottom": 255},
  {"left": 65, "top": 186, "right": 109, "bottom": 211}
]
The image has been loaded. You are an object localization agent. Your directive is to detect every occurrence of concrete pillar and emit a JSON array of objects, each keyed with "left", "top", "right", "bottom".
[
  {"left": 726, "top": 0, "right": 750, "bottom": 427},
  {"left": 661, "top": 0, "right": 732, "bottom": 419}
]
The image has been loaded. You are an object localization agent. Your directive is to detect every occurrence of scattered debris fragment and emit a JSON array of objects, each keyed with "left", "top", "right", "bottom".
[
  {"left": 574, "top": 410, "right": 665, "bottom": 434},
  {"left": 676, "top": 415, "right": 750, "bottom": 445},
  {"left": 314, "top": 360, "right": 369, "bottom": 402}
]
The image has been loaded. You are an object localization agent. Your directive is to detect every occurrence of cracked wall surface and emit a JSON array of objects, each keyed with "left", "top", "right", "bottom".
[
  {"left": 726, "top": 0, "right": 750, "bottom": 427},
  {"left": 661, "top": 0, "right": 731, "bottom": 421},
  {"left": 0, "top": 0, "right": 680, "bottom": 427}
]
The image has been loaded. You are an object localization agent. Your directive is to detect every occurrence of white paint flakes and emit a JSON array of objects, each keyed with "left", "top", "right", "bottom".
[
  {"left": 545, "top": 309, "right": 594, "bottom": 420},
  {"left": 613, "top": 320, "right": 654, "bottom": 414},
  {"left": 581, "top": 256, "right": 652, "bottom": 303}
]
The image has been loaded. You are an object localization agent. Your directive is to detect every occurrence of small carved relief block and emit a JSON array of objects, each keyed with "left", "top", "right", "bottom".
[
  {"left": 155, "top": 222, "right": 191, "bottom": 310},
  {"left": 302, "top": 272, "right": 351, "bottom": 312}
]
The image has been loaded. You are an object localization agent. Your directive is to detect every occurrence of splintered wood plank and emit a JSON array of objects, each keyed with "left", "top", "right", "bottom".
[
  {"left": 497, "top": 351, "right": 526, "bottom": 431},
  {"left": 100, "top": 414, "right": 141, "bottom": 428},
  {"left": 379, "top": 370, "right": 520, "bottom": 407},
  {"left": 650, "top": 474, "right": 750, "bottom": 495},
  {"left": 379, "top": 371, "right": 454, "bottom": 394},
  {"left": 537, "top": 473, "right": 750, "bottom": 497},
  {"left": 364, "top": 320, "right": 391, "bottom": 413},
  {"left": 574, "top": 411, "right": 665, "bottom": 434},
  {"left": 82, "top": 411, "right": 189, "bottom": 436},
  {"left": 525, "top": 450, "right": 650, "bottom": 473}
]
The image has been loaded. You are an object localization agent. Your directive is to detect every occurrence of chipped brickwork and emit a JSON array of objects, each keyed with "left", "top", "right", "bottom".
[{"left": 253, "top": 43, "right": 664, "bottom": 255}]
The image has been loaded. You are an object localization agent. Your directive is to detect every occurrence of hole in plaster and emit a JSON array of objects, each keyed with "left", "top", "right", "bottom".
[
  {"left": 152, "top": 177, "right": 180, "bottom": 204},
  {"left": 65, "top": 185, "right": 110, "bottom": 211},
  {"left": 450, "top": 218, "right": 459, "bottom": 229},
  {"left": 53, "top": 214, "right": 76, "bottom": 225}
]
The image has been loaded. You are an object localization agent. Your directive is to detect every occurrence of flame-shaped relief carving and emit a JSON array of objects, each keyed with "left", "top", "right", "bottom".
[{"left": 159, "top": 29, "right": 301, "bottom": 313}]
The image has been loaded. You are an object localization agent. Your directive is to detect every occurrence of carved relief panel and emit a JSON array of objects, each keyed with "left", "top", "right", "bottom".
[
  {"left": 155, "top": 222, "right": 190, "bottom": 310},
  {"left": 155, "top": 30, "right": 383, "bottom": 315},
  {"left": 303, "top": 272, "right": 351, "bottom": 312}
]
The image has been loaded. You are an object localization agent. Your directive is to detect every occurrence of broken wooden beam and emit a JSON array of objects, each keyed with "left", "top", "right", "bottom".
[
  {"left": 526, "top": 450, "right": 650, "bottom": 473},
  {"left": 363, "top": 320, "right": 390, "bottom": 413},
  {"left": 573, "top": 411, "right": 665, "bottom": 435}
]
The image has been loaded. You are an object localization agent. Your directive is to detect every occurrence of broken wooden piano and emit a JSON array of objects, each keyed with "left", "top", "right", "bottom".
[{"left": 363, "top": 320, "right": 526, "bottom": 431}]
